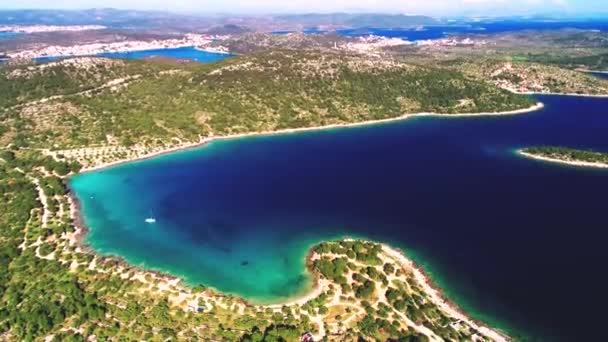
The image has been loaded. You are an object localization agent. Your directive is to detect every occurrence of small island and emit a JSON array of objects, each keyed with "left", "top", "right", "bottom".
[{"left": 520, "top": 146, "right": 608, "bottom": 168}]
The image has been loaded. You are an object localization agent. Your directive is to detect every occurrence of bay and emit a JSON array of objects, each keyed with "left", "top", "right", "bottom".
[{"left": 71, "top": 95, "right": 608, "bottom": 341}]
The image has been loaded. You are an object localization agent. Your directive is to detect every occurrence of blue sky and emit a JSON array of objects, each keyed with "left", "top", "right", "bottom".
[{"left": 1, "top": 0, "right": 607, "bottom": 16}]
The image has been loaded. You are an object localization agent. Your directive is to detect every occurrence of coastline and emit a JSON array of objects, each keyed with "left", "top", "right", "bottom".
[
  {"left": 68, "top": 182, "right": 513, "bottom": 341},
  {"left": 78, "top": 101, "right": 544, "bottom": 174},
  {"left": 31, "top": 45, "right": 229, "bottom": 63},
  {"left": 68, "top": 182, "right": 319, "bottom": 308},
  {"left": 64, "top": 101, "right": 548, "bottom": 340},
  {"left": 381, "top": 243, "right": 509, "bottom": 342},
  {"left": 67, "top": 190, "right": 88, "bottom": 247},
  {"left": 253, "top": 238, "right": 511, "bottom": 340},
  {"left": 576, "top": 69, "right": 608, "bottom": 75},
  {"left": 9, "top": 32, "right": 230, "bottom": 60},
  {"left": 517, "top": 91, "right": 608, "bottom": 98},
  {"left": 518, "top": 150, "right": 608, "bottom": 169},
  {"left": 266, "top": 248, "right": 329, "bottom": 308},
  {"left": 416, "top": 101, "right": 544, "bottom": 117},
  {"left": 67, "top": 187, "right": 190, "bottom": 286}
]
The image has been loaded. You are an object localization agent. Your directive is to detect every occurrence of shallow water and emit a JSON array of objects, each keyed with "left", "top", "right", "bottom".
[
  {"left": 0, "top": 31, "right": 20, "bottom": 38},
  {"left": 96, "top": 46, "right": 232, "bottom": 63},
  {"left": 35, "top": 46, "right": 232, "bottom": 63},
  {"left": 71, "top": 95, "right": 608, "bottom": 341}
]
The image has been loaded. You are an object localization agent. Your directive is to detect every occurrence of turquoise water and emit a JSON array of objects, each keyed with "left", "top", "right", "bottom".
[
  {"left": 71, "top": 142, "right": 340, "bottom": 303},
  {"left": 0, "top": 31, "right": 20, "bottom": 38},
  {"left": 71, "top": 95, "right": 608, "bottom": 341},
  {"left": 35, "top": 46, "right": 232, "bottom": 63}
]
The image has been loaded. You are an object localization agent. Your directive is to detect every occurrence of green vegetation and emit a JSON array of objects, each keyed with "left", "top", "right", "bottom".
[
  {"left": 0, "top": 151, "right": 106, "bottom": 340},
  {"left": 522, "top": 146, "right": 608, "bottom": 165},
  {"left": 0, "top": 50, "right": 520, "bottom": 340},
  {"left": 309, "top": 240, "right": 492, "bottom": 341},
  {"left": 0, "top": 50, "right": 534, "bottom": 151},
  {"left": 0, "top": 149, "right": 316, "bottom": 340},
  {"left": 517, "top": 52, "right": 608, "bottom": 71},
  {"left": 447, "top": 58, "right": 608, "bottom": 95},
  {"left": 241, "top": 324, "right": 302, "bottom": 342},
  {"left": 0, "top": 146, "right": 500, "bottom": 340}
]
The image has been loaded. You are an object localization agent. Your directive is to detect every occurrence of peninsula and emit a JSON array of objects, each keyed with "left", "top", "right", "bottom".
[
  {"left": 1, "top": 145, "right": 514, "bottom": 340},
  {"left": 0, "top": 48, "right": 536, "bottom": 341},
  {"left": 520, "top": 146, "right": 608, "bottom": 168},
  {"left": 0, "top": 49, "right": 543, "bottom": 168},
  {"left": 3, "top": 12, "right": 608, "bottom": 341}
]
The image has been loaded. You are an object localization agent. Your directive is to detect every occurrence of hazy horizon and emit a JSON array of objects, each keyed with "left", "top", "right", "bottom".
[{"left": 0, "top": 1, "right": 607, "bottom": 18}]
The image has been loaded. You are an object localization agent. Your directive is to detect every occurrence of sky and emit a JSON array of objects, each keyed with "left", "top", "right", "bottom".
[{"left": 1, "top": 0, "right": 607, "bottom": 16}]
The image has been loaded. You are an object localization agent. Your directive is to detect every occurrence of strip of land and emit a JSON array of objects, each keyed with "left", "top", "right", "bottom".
[
  {"left": 69, "top": 102, "right": 544, "bottom": 173},
  {"left": 380, "top": 244, "right": 508, "bottom": 342},
  {"left": 5, "top": 34, "right": 228, "bottom": 60},
  {"left": 519, "top": 147, "right": 608, "bottom": 169}
]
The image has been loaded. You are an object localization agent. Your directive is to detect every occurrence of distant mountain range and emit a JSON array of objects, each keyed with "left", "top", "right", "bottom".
[
  {"left": 0, "top": 9, "right": 441, "bottom": 32},
  {"left": 3, "top": 9, "right": 605, "bottom": 36},
  {"left": 0, "top": 9, "right": 208, "bottom": 28},
  {"left": 273, "top": 13, "right": 439, "bottom": 28}
]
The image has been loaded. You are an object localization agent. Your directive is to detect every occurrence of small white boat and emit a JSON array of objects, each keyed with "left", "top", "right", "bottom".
[{"left": 145, "top": 209, "right": 156, "bottom": 223}]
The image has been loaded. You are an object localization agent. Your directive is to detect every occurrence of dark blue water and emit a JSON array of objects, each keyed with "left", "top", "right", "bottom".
[
  {"left": 272, "top": 28, "right": 328, "bottom": 35},
  {"left": 35, "top": 46, "right": 232, "bottom": 63},
  {"left": 591, "top": 71, "right": 608, "bottom": 79},
  {"left": 338, "top": 19, "right": 608, "bottom": 41},
  {"left": 72, "top": 95, "right": 608, "bottom": 341},
  {"left": 271, "top": 20, "right": 608, "bottom": 41}
]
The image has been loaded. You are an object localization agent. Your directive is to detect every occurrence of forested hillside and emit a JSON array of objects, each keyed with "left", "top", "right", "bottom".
[
  {"left": 0, "top": 50, "right": 533, "bottom": 152},
  {"left": 0, "top": 50, "right": 536, "bottom": 340}
]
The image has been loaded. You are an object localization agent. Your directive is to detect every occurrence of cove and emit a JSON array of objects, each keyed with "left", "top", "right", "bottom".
[
  {"left": 70, "top": 95, "right": 608, "bottom": 341},
  {"left": 35, "top": 46, "right": 232, "bottom": 63}
]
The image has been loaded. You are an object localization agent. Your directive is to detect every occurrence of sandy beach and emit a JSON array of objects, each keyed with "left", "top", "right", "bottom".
[
  {"left": 266, "top": 278, "right": 330, "bottom": 308},
  {"left": 518, "top": 150, "right": 608, "bottom": 169},
  {"left": 416, "top": 101, "right": 544, "bottom": 117}
]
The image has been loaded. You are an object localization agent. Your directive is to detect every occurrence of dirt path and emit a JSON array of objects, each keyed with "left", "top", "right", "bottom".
[{"left": 29, "top": 177, "right": 49, "bottom": 228}]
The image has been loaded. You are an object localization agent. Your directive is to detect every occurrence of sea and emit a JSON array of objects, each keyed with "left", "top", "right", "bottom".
[
  {"left": 23, "top": 19, "right": 608, "bottom": 64},
  {"left": 34, "top": 46, "right": 232, "bottom": 63},
  {"left": 70, "top": 94, "right": 608, "bottom": 341},
  {"left": 274, "top": 19, "right": 608, "bottom": 42},
  {"left": 591, "top": 71, "right": 608, "bottom": 79},
  {"left": 0, "top": 31, "right": 21, "bottom": 38}
]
